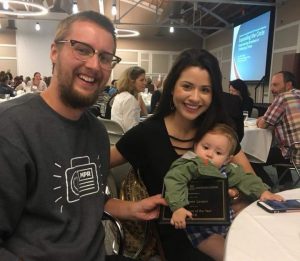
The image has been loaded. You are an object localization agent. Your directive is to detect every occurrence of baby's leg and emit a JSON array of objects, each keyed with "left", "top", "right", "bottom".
[{"left": 197, "top": 233, "right": 225, "bottom": 261}]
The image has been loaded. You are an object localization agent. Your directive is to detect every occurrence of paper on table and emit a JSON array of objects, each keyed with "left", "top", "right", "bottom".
[{"left": 244, "top": 118, "right": 257, "bottom": 127}]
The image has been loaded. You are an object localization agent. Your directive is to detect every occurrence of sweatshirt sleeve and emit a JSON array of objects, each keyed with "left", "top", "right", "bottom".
[
  {"left": 164, "top": 158, "right": 198, "bottom": 212},
  {"left": 228, "top": 163, "right": 269, "bottom": 200},
  {"left": 0, "top": 137, "right": 28, "bottom": 260}
]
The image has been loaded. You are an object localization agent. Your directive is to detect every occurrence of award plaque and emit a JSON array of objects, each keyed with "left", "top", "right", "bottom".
[{"left": 159, "top": 178, "right": 230, "bottom": 225}]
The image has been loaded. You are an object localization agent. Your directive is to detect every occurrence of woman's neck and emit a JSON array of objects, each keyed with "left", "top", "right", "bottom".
[
  {"left": 165, "top": 113, "right": 196, "bottom": 139},
  {"left": 164, "top": 113, "right": 196, "bottom": 155}
]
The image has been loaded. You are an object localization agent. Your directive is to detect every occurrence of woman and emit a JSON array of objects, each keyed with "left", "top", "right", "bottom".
[
  {"left": 111, "top": 66, "right": 147, "bottom": 132},
  {"left": 28, "top": 72, "right": 47, "bottom": 92},
  {"left": 111, "top": 49, "right": 254, "bottom": 261},
  {"left": 229, "top": 79, "right": 254, "bottom": 117}
]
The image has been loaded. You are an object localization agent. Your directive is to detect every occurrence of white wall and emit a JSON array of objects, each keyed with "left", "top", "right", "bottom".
[{"left": 16, "top": 20, "right": 59, "bottom": 78}]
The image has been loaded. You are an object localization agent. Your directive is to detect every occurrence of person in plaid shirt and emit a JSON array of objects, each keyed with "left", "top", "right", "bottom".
[{"left": 253, "top": 71, "right": 300, "bottom": 187}]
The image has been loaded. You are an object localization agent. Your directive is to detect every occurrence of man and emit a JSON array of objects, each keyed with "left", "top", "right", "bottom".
[
  {"left": 253, "top": 71, "right": 300, "bottom": 187},
  {"left": 0, "top": 11, "right": 165, "bottom": 261},
  {"left": 269, "top": 70, "right": 295, "bottom": 98}
]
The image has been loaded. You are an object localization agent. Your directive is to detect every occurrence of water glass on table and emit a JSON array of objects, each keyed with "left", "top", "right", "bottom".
[{"left": 243, "top": 111, "right": 249, "bottom": 125}]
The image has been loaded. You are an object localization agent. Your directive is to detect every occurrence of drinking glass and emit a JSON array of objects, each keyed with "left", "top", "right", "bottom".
[{"left": 243, "top": 111, "right": 249, "bottom": 123}]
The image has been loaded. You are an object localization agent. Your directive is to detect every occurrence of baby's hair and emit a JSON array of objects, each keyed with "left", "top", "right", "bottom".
[{"left": 205, "top": 123, "right": 238, "bottom": 155}]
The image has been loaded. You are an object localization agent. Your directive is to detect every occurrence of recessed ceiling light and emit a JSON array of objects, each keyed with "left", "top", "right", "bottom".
[
  {"left": 0, "top": 0, "right": 48, "bottom": 16},
  {"left": 115, "top": 29, "right": 140, "bottom": 38}
]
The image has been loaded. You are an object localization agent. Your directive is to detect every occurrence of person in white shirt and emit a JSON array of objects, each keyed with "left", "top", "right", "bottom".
[
  {"left": 28, "top": 72, "right": 47, "bottom": 92},
  {"left": 111, "top": 66, "right": 147, "bottom": 132}
]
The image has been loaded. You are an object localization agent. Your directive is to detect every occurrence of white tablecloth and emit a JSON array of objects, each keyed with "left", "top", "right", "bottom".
[
  {"left": 224, "top": 188, "right": 300, "bottom": 261},
  {"left": 0, "top": 91, "right": 27, "bottom": 103},
  {"left": 241, "top": 121, "right": 272, "bottom": 163}
]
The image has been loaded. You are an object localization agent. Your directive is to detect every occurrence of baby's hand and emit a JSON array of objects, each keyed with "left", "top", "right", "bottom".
[
  {"left": 170, "top": 208, "right": 192, "bottom": 229},
  {"left": 260, "top": 190, "right": 284, "bottom": 201}
]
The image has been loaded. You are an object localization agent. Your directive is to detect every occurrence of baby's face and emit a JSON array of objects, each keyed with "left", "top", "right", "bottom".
[{"left": 194, "top": 132, "right": 232, "bottom": 168}]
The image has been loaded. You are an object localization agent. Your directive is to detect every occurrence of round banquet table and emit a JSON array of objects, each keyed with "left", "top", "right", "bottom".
[{"left": 224, "top": 188, "right": 300, "bottom": 261}]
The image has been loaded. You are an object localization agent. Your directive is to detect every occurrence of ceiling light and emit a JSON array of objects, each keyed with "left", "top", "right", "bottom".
[
  {"left": 0, "top": 0, "right": 48, "bottom": 16},
  {"left": 111, "top": 0, "right": 117, "bottom": 16},
  {"left": 115, "top": 29, "right": 140, "bottom": 38},
  {"left": 169, "top": 26, "right": 174, "bottom": 33},
  {"left": 72, "top": 1, "right": 79, "bottom": 14},
  {"left": 111, "top": 3, "right": 117, "bottom": 16},
  {"left": 35, "top": 22, "right": 40, "bottom": 31}
]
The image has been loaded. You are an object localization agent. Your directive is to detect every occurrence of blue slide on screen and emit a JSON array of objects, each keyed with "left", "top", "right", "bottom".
[{"left": 230, "top": 11, "right": 271, "bottom": 81}]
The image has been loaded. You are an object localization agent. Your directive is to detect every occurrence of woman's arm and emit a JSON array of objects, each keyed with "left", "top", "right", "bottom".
[
  {"left": 110, "top": 146, "right": 127, "bottom": 168},
  {"left": 231, "top": 149, "right": 255, "bottom": 174}
]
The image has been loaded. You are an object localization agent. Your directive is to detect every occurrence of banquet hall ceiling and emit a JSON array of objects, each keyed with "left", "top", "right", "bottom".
[{"left": 0, "top": 0, "right": 281, "bottom": 39}]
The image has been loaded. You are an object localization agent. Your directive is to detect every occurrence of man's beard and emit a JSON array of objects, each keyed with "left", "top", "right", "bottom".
[
  {"left": 60, "top": 81, "right": 100, "bottom": 109},
  {"left": 56, "top": 64, "right": 102, "bottom": 109}
]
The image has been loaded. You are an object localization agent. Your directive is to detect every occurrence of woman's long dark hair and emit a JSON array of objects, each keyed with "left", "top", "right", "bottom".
[
  {"left": 229, "top": 79, "right": 250, "bottom": 101},
  {"left": 154, "top": 48, "right": 230, "bottom": 141}
]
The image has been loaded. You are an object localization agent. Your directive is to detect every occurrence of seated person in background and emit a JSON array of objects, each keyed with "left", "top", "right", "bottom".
[
  {"left": 108, "top": 79, "right": 118, "bottom": 96},
  {"left": 0, "top": 71, "right": 15, "bottom": 97},
  {"left": 145, "top": 77, "right": 155, "bottom": 94},
  {"left": 28, "top": 72, "right": 47, "bottom": 92},
  {"left": 150, "top": 87, "right": 163, "bottom": 113},
  {"left": 24, "top": 76, "right": 31, "bottom": 86},
  {"left": 44, "top": 76, "right": 52, "bottom": 86},
  {"left": 164, "top": 123, "right": 283, "bottom": 261},
  {"left": 150, "top": 77, "right": 164, "bottom": 113},
  {"left": 229, "top": 79, "right": 254, "bottom": 117},
  {"left": 5, "top": 69, "right": 13, "bottom": 85},
  {"left": 13, "top": 76, "right": 25, "bottom": 91},
  {"left": 88, "top": 91, "right": 111, "bottom": 118},
  {"left": 111, "top": 66, "right": 147, "bottom": 132},
  {"left": 254, "top": 71, "right": 300, "bottom": 188}
]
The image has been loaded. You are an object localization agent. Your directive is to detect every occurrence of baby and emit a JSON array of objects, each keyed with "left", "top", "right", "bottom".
[{"left": 164, "top": 123, "right": 283, "bottom": 261}]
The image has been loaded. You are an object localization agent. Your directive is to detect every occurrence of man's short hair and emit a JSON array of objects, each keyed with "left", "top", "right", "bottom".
[
  {"left": 54, "top": 11, "right": 116, "bottom": 52},
  {"left": 276, "top": 71, "right": 298, "bottom": 89}
]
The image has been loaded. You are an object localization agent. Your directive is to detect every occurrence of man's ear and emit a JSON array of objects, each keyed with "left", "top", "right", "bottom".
[
  {"left": 286, "top": 81, "right": 293, "bottom": 91},
  {"left": 50, "top": 43, "right": 58, "bottom": 65}
]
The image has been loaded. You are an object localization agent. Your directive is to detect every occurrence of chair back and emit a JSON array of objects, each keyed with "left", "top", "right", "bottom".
[
  {"left": 288, "top": 141, "right": 300, "bottom": 187},
  {"left": 102, "top": 211, "right": 124, "bottom": 256},
  {"left": 290, "top": 141, "right": 300, "bottom": 170},
  {"left": 98, "top": 117, "right": 124, "bottom": 145},
  {"left": 251, "top": 107, "right": 259, "bottom": 118}
]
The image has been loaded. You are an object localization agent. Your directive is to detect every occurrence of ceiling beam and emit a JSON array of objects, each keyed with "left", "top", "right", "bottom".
[
  {"left": 168, "top": 0, "right": 276, "bottom": 6},
  {"left": 197, "top": 4, "right": 230, "bottom": 26},
  {"left": 113, "top": 21, "right": 224, "bottom": 30}
]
